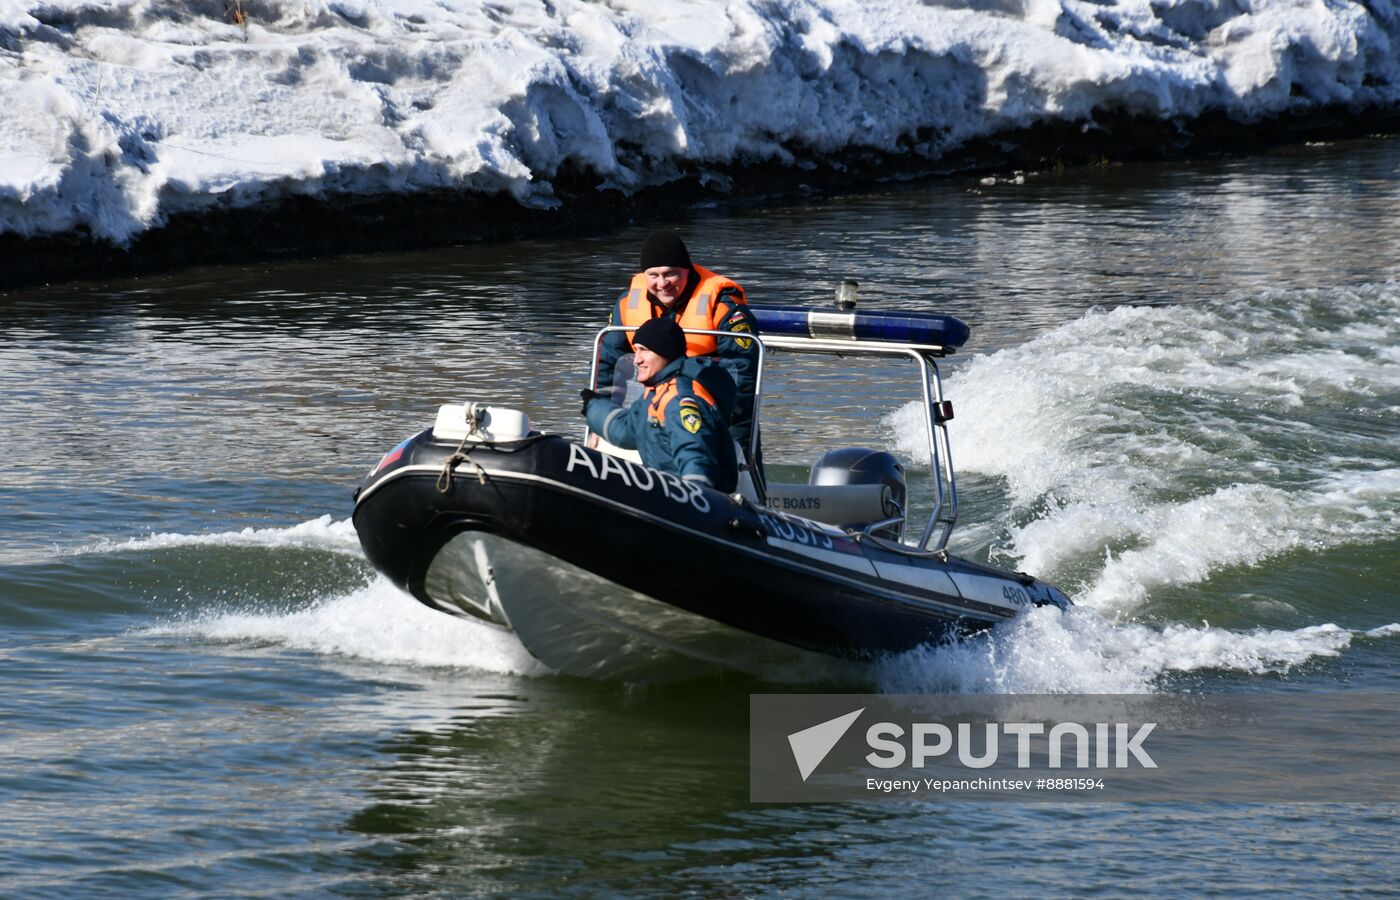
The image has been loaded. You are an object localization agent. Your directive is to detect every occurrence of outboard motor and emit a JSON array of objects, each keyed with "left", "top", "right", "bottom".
[{"left": 809, "top": 448, "right": 907, "bottom": 537}]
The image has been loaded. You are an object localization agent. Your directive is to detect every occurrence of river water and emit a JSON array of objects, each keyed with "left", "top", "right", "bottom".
[{"left": 2, "top": 137, "right": 1399, "bottom": 895}]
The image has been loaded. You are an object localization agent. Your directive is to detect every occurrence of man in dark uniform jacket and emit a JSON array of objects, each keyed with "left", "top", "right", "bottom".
[{"left": 583, "top": 318, "right": 738, "bottom": 493}]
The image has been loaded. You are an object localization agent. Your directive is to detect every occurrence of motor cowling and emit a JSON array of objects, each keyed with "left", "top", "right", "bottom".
[{"left": 809, "top": 448, "right": 907, "bottom": 520}]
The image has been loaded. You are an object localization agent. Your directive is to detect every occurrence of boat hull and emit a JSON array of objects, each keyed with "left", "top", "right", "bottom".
[
  {"left": 353, "top": 432, "right": 1068, "bottom": 680},
  {"left": 422, "top": 532, "right": 859, "bottom": 681}
]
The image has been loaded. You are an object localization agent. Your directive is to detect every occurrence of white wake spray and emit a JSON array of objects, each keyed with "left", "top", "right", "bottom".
[
  {"left": 107, "top": 515, "right": 544, "bottom": 675},
  {"left": 153, "top": 576, "right": 549, "bottom": 676},
  {"left": 874, "top": 605, "right": 1398, "bottom": 694},
  {"left": 879, "top": 285, "right": 1400, "bottom": 692},
  {"left": 894, "top": 285, "right": 1400, "bottom": 609},
  {"left": 83, "top": 514, "right": 364, "bottom": 556}
]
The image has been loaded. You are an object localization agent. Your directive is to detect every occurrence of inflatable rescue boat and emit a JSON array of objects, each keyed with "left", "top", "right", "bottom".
[{"left": 353, "top": 298, "right": 1071, "bottom": 681}]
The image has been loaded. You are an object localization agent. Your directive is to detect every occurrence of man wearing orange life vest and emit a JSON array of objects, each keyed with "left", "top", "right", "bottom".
[{"left": 594, "top": 230, "right": 761, "bottom": 468}]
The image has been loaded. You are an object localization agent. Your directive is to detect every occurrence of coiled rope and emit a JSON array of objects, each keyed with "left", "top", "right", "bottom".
[{"left": 436, "top": 404, "right": 490, "bottom": 493}]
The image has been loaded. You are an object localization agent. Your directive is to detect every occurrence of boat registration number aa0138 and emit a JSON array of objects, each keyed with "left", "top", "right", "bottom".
[{"left": 566, "top": 443, "right": 712, "bottom": 513}]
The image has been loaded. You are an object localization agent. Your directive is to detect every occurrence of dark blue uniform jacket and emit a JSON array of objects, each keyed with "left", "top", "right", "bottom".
[{"left": 585, "top": 358, "right": 738, "bottom": 493}]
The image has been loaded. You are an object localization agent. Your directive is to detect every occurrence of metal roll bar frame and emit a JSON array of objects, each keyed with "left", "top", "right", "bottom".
[{"left": 587, "top": 326, "right": 958, "bottom": 552}]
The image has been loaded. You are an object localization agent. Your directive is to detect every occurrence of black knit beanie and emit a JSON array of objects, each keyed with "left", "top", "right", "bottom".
[
  {"left": 639, "top": 230, "right": 692, "bottom": 271},
  {"left": 631, "top": 317, "right": 687, "bottom": 362}
]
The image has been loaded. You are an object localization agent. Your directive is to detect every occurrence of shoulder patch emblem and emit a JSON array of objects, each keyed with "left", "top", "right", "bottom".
[
  {"left": 729, "top": 320, "right": 753, "bottom": 350},
  {"left": 679, "top": 406, "right": 703, "bottom": 434}
]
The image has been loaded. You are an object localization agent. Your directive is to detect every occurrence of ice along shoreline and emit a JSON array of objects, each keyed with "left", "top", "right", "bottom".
[
  {"left": 4, "top": 105, "right": 1397, "bottom": 290},
  {"left": 7, "top": 0, "right": 1400, "bottom": 288}
]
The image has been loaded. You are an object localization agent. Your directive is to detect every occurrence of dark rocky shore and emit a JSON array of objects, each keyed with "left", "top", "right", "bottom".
[{"left": 3, "top": 104, "right": 1397, "bottom": 291}]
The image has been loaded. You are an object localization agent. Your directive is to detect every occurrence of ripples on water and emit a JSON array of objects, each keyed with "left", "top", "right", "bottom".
[{"left": 1, "top": 137, "right": 1399, "bottom": 895}]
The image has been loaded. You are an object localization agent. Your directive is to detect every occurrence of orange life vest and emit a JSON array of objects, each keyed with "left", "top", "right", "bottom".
[{"left": 617, "top": 264, "right": 747, "bottom": 358}]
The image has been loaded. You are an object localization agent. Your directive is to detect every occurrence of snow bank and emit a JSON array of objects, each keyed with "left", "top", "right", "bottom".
[{"left": 1, "top": 0, "right": 1397, "bottom": 244}]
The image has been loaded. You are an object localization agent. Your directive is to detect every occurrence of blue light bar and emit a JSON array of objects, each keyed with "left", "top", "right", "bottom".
[{"left": 749, "top": 305, "right": 970, "bottom": 349}]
